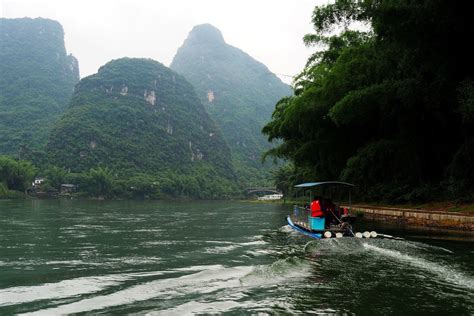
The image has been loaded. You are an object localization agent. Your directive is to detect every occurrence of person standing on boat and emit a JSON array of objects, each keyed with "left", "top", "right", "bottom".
[
  {"left": 323, "top": 198, "right": 337, "bottom": 225},
  {"left": 310, "top": 196, "right": 324, "bottom": 218}
]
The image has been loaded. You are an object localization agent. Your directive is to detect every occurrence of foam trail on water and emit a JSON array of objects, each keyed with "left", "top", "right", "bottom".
[
  {"left": 0, "top": 271, "right": 166, "bottom": 307},
  {"left": 363, "top": 243, "right": 474, "bottom": 291},
  {"left": 203, "top": 239, "right": 267, "bottom": 254},
  {"left": 401, "top": 240, "right": 455, "bottom": 254},
  {"left": 279, "top": 225, "right": 294, "bottom": 233},
  {"left": 203, "top": 245, "right": 239, "bottom": 254},
  {"left": 148, "top": 300, "right": 250, "bottom": 315},
  {"left": 0, "top": 276, "right": 125, "bottom": 307},
  {"left": 20, "top": 265, "right": 253, "bottom": 315},
  {"left": 150, "top": 298, "right": 296, "bottom": 316},
  {"left": 20, "top": 258, "right": 310, "bottom": 315},
  {"left": 240, "top": 257, "right": 311, "bottom": 286}
]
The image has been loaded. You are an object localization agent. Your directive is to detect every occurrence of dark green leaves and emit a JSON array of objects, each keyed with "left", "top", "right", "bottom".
[
  {"left": 263, "top": 0, "right": 474, "bottom": 202},
  {"left": 0, "top": 156, "right": 35, "bottom": 192}
]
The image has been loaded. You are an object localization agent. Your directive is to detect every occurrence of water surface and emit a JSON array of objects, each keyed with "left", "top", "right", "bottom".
[{"left": 0, "top": 199, "right": 472, "bottom": 315}]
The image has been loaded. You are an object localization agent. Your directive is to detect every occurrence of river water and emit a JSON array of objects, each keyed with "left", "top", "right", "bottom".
[{"left": 0, "top": 199, "right": 472, "bottom": 315}]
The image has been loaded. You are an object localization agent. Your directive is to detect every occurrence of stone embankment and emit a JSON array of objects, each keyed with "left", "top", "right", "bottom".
[{"left": 351, "top": 205, "right": 474, "bottom": 231}]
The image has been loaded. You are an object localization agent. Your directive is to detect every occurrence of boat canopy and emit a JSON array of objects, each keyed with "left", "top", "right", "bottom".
[{"left": 294, "top": 181, "right": 354, "bottom": 188}]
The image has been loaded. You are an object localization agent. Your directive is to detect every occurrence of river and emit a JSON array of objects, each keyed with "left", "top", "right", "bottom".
[{"left": 0, "top": 199, "right": 472, "bottom": 315}]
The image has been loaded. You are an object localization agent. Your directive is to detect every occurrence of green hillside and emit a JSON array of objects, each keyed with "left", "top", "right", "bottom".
[
  {"left": 170, "top": 24, "right": 291, "bottom": 185},
  {"left": 0, "top": 18, "right": 79, "bottom": 155},
  {"left": 263, "top": 1, "right": 474, "bottom": 203},
  {"left": 45, "top": 58, "right": 237, "bottom": 197}
]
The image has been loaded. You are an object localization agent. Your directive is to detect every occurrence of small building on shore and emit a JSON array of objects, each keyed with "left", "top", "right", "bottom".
[
  {"left": 60, "top": 184, "right": 77, "bottom": 194},
  {"left": 32, "top": 177, "right": 45, "bottom": 188}
]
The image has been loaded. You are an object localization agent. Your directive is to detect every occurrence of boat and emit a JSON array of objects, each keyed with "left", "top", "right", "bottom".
[
  {"left": 257, "top": 193, "right": 283, "bottom": 201},
  {"left": 286, "top": 181, "right": 399, "bottom": 239}
]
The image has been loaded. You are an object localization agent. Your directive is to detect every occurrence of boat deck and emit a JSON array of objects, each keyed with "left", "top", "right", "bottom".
[{"left": 291, "top": 216, "right": 345, "bottom": 233}]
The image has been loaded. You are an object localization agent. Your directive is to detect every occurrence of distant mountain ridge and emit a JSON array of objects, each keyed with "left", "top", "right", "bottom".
[
  {"left": 0, "top": 17, "right": 79, "bottom": 155},
  {"left": 0, "top": 19, "right": 289, "bottom": 195},
  {"left": 171, "top": 24, "right": 292, "bottom": 185}
]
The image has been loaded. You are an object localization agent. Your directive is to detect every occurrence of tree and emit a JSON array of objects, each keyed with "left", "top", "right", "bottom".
[
  {"left": 125, "top": 174, "right": 159, "bottom": 198},
  {"left": 0, "top": 155, "right": 35, "bottom": 191},
  {"left": 271, "top": 163, "right": 299, "bottom": 198},
  {"left": 85, "top": 166, "right": 114, "bottom": 197},
  {"left": 263, "top": 0, "right": 474, "bottom": 202},
  {"left": 43, "top": 165, "right": 68, "bottom": 190}
]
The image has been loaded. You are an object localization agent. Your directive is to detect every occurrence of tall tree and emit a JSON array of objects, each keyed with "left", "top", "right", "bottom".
[
  {"left": 0, "top": 156, "right": 35, "bottom": 191},
  {"left": 263, "top": 0, "right": 474, "bottom": 202}
]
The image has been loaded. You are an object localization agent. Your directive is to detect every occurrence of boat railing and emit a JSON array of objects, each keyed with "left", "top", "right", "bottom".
[{"left": 291, "top": 205, "right": 311, "bottom": 228}]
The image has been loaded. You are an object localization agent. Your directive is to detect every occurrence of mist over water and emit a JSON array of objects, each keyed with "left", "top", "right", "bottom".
[{"left": 0, "top": 200, "right": 472, "bottom": 315}]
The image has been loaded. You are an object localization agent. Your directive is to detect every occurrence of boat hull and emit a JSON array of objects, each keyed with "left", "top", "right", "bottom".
[
  {"left": 286, "top": 215, "right": 402, "bottom": 240},
  {"left": 286, "top": 215, "right": 323, "bottom": 239}
]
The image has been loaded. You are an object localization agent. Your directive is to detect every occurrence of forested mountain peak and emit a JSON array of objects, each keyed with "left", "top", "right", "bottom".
[
  {"left": 46, "top": 58, "right": 237, "bottom": 196},
  {"left": 186, "top": 24, "right": 225, "bottom": 46},
  {"left": 171, "top": 24, "right": 291, "bottom": 185},
  {"left": 0, "top": 17, "right": 79, "bottom": 155}
]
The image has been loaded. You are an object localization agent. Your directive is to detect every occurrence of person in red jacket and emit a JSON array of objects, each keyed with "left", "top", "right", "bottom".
[{"left": 310, "top": 196, "right": 324, "bottom": 218}]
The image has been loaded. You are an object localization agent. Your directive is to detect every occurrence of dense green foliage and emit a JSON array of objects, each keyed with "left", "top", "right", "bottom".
[
  {"left": 171, "top": 24, "right": 292, "bottom": 186},
  {"left": 0, "top": 156, "right": 35, "bottom": 194},
  {"left": 263, "top": 0, "right": 474, "bottom": 202},
  {"left": 0, "top": 18, "right": 79, "bottom": 155},
  {"left": 41, "top": 165, "right": 68, "bottom": 190},
  {"left": 45, "top": 58, "right": 237, "bottom": 198}
]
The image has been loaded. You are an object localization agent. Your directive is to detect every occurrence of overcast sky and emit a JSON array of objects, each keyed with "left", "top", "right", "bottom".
[{"left": 1, "top": 0, "right": 327, "bottom": 84}]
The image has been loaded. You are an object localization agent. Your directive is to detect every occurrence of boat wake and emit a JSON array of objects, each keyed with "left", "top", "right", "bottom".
[
  {"left": 12, "top": 257, "right": 310, "bottom": 315},
  {"left": 301, "top": 236, "right": 474, "bottom": 295},
  {"left": 16, "top": 265, "right": 248, "bottom": 315},
  {"left": 0, "top": 270, "right": 167, "bottom": 308},
  {"left": 240, "top": 256, "right": 311, "bottom": 286},
  {"left": 363, "top": 243, "right": 474, "bottom": 291}
]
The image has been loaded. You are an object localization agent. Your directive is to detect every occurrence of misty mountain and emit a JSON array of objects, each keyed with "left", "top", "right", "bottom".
[
  {"left": 171, "top": 24, "right": 292, "bottom": 185},
  {"left": 0, "top": 18, "right": 79, "bottom": 155},
  {"left": 46, "top": 58, "right": 237, "bottom": 195}
]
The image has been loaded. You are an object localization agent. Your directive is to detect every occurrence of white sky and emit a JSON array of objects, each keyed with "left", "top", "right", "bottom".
[{"left": 1, "top": 0, "right": 327, "bottom": 84}]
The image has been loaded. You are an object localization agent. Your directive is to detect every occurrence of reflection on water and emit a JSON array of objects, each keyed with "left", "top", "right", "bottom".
[{"left": 0, "top": 199, "right": 472, "bottom": 315}]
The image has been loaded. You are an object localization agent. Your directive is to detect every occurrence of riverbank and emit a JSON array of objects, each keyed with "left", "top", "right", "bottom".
[
  {"left": 0, "top": 188, "right": 27, "bottom": 199},
  {"left": 351, "top": 204, "right": 474, "bottom": 232},
  {"left": 1, "top": 192, "right": 246, "bottom": 201},
  {"left": 356, "top": 201, "right": 474, "bottom": 214}
]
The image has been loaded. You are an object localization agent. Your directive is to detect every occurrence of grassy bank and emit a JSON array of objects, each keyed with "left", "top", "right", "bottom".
[{"left": 0, "top": 189, "right": 27, "bottom": 199}]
